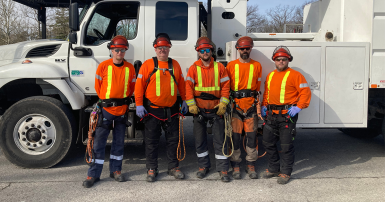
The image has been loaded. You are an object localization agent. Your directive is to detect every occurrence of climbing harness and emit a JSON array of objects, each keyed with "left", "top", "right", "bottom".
[{"left": 85, "top": 104, "right": 100, "bottom": 166}]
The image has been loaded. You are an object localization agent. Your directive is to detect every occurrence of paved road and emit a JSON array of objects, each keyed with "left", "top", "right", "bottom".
[{"left": 1, "top": 117, "right": 385, "bottom": 201}]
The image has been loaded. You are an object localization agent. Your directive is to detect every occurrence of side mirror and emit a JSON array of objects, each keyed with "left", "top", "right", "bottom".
[
  {"left": 69, "top": 32, "right": 77, "bottom": 44},
  {"left": 69, "top": 3, "right": 79, "bottom": 31}
]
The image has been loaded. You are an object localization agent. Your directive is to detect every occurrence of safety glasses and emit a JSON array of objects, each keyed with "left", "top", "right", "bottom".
[
  {"left": 275, "top": 58, "right": 289, "bottom": 62},
  {"left": 199, "top": 49, "right": 211, "bottom": 54},
  {"left": 113, "top": 49, "right": 126, "bottom": 53},
  {"left": 238, "top": 48, "right": 250, "bottom": 51},
  {"left": 157, "top": 46, "right": 170, "bottom": 51}
]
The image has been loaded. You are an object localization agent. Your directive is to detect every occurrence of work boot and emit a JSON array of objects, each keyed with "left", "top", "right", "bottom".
[
  {"left": 246, "top": 165, "right": 258, "bottom": 179},
  {"left": 110, "top": 171, "right": 126, "bottom": 182},
  {"left": 82, "top": 176, "right": 100, "bottom": 188},
  {"left": 196, "top": 167, "right": 209, "bottom": 179},
  {"left": 168, "top": 167, "right": 185, "bottom": 179},
  {"left": 232, "top": 167, "right": 241, "bottom": 179},
  {"left": 261, "top": 169, "right": 280, "bottom": 179},
  {"left": 146, "top": 169, "right": 158, "bottom": 182},
  {"left": 277, "top": 174, "right": 291, "bottom": 184},
  {"left": 219, "top": 171, "right": 230, "bottom": 183}
]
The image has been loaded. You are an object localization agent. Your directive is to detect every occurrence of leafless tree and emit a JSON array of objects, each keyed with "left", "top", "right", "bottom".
[
  {"left": 0, "top": 0, "right": 20, "bottom": 44},
  {"left": 246, "top": 4, "right": 268, "bottom": 33},
  {"left": 265, "top": 4, "right": 298, "bottom": 33}
]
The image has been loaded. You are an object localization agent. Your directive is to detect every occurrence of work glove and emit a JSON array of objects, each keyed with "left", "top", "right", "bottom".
[
  {"left": 288, "top": 106, "right": 301, "bottom": 117},
  {"left": 214, "top": 102, "right": 227, "bottom": 116},
  {"left": 261, "top": 106, "right": 267, "bottom": 117},
  {"left": 136, "top": 105, "right": 147, "bottom": 118},
  {"left": 181, "top": 101, "right": 188, "bottom": 114},
  {"left": 189, "top": 104, "right": 200, "bottom": 115}
]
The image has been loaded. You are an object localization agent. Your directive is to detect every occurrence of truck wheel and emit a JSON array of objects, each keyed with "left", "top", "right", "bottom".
[
  {"left": 0, "top": 96, "right": 76, "bottom": 168},
  {"left": 339, "top": 128, "right": 380, "bottom": 139}
]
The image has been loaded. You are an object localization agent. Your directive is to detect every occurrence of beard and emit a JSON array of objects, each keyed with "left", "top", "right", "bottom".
[
  {"left": 241, "top": 52, "right": 249, "bottom": 60},
  {"left": 200, "top": 55, "right": 211, "bottom": 62}
]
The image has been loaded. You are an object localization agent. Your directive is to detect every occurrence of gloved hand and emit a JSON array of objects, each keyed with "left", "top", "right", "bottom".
[
  {"left": 181, "top": 101, "right": 188, "bottom": 114},
  {"left": 261, "top": 106, "right": 267, "bottom": 117},
  {"left": 136, "top": 105, "right": 147, "bottom": 118},
  {"left": 189, "top": 104, "right": 200, "bottom": 114},
  {"left": 214, "top": 102, "right": 227, "bottom": 116},
  {"left": 288, "top": 106, "right": 301, "bottom": 117}
]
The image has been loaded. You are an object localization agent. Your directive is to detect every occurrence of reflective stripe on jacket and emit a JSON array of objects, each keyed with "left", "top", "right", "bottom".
[
  {"left": 135, "top": 58, "right": 186, "bottom": 107},
  {"left": 262, "top": 67, "right": 311, "bottom": 113},
  {"left": 227, "top": 59, "right": 262, "bottom": 112},
  {"left": 95, "top": 58, "right": 136, "bottom": 116},
  {"left": 185, "top": 58, "right": 230, "bottom": 109}
]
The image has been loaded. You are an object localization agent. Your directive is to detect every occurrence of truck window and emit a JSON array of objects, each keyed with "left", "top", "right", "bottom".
[
  {"left": 156, "top": 1, "right": 188, "bottom": 41},
  {"left": 84, "top": 2, "right": 140, "bottom": 45}
]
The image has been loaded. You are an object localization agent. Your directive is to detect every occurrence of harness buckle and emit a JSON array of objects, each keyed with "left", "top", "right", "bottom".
[{"left": 240, "top": 92, "right": 246, "bottom": 98}]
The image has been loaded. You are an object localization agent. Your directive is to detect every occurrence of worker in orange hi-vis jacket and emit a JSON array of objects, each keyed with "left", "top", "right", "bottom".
[
  {"left": 226, "top": 36, "right": 262, "bottom": 180},
  {"left": 185, "top": 37, "right": 231, "bottom": 182},
  {"left": 83, "top": 35, "right": 136, "bottom": 188},
  {"left": 261, "top": 45, "right": 311, "bottom": 185},
  {"left": 135, "top": 33, "right": 188, "bottom": 182}
]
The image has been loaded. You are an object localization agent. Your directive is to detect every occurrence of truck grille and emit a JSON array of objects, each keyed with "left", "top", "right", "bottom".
[{"left": 26, "top": 45, "right": 61, "bottom": 58}]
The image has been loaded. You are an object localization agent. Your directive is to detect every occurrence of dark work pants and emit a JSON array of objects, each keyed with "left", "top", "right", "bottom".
[
  {"left": 262, "top": 114, "right": 298, "bottom": 176},
  {"left": 144, "top": 115, "right": 179, "bottom": 170},
  {"left": 87, "top": 108, "right": 126, "bottom": 178},
  {"left": 193, "top": 112, "right": 229, "bottom": 172}
]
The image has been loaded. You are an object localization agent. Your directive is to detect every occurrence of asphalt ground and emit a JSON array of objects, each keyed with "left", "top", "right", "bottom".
[{"left": 1, "top": 117, "right": 385, "bottom": 202}]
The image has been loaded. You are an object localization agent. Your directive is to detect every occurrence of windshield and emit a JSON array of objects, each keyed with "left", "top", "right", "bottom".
[{"left": 79, "top": 3, "right": 91, "bottom": 24}]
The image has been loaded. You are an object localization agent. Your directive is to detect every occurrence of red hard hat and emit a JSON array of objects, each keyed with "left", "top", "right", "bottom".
[
  {"left": 195, "top": 37, "right": 214, "bottom": 51},
  {"left": 272, "top": 46, "right": 293, "bottom": 61},
  {"left": 108, "top": 35, "right": 128, "bottom": 50},
  {"left": 235, "top": 36, "right": 254, "bottom": 49},
  {"left": 153, "top": 33, "right": 172, "bottom": 48}
]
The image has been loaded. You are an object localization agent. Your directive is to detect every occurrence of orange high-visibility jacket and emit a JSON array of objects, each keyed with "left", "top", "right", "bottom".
[
  {"left": 95, "top": 58, "right": 136, "bottom": 116},
  {"left": 185, "top": 58, "right": 230, "bottom": 109},
  {"left": 135, "top": 58, "right": 186, "bottom": 107},
  {"left": 227, "top": 59, "right": 262, "bottom": 112},
  {"left": 262, "top": 67, "right": 311, "bottom": 113}
]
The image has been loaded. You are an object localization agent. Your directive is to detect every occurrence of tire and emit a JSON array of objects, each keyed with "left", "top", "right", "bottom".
[
  {"left": 0, "top": 96, "right": 76, "bottom": 168},
  {"left": 339, "top": 128, "right": 380, "bottom": 139}
]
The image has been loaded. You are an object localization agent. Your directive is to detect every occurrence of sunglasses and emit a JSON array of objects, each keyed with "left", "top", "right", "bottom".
[
  {"left": 199, "top": 49, "right": 211, "bottom": 54},
  {"left": 275, "top": 58, "right": 289, "bottom": 62},
  {"left": 113, "top": 49, "right": 126, "bottom": 53},
  {"left": 157, "top": 46, "right": 170, "bottom": 51},
  {"left": 238, "top": 48, "right": 250, "bottom": 51}
]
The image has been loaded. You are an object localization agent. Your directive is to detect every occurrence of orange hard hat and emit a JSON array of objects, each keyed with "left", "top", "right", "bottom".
[
  {"left": 108, "top": 35, "right": 128, "bottom": 50},
  {"left": 235, "top": 36, "right": 254, "bottom": 49},
  {"left": 153, "top": 33, "right": 172, "bottom": 48},
  {"left": 195, "top": 37, "right": 214, "bottom": 51},
  {"left": 272, "top": 46, "right": 293, "bottom": 62}
]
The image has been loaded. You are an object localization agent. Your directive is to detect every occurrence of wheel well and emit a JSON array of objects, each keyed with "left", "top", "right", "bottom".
[{"left": 0, "top": 78, "right": 66, "bottom": 115}]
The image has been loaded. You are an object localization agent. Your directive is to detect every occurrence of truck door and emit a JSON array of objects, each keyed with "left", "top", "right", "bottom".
[{"left": 69, "top": 1, "right": 144, "bottom": 94}]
